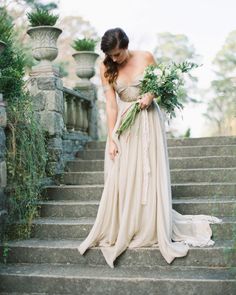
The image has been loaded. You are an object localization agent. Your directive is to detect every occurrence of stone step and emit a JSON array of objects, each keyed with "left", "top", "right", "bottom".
[
  {"left": 1, "top": 239, "right": 235, "bottom": 268},
  {"left": 170, "top": 156, "right": 236, "bottom": 169},
  {"left": 170, "top": 168, "right": 236, "bottom": 183},
  {"left": 0, "top": 263, "right": 235, "bottom": 295},
  {"left": 38, "top": 197, "right": 236, "bottom": 218},
  {"left": 66, "top": 156, "right": 236, "bottom": 172},
  {"left": 1, "top": 294, "right": 48, "bottom": 295},
  {"left": 86, "top": 136, "right": 236, "bottom": 149},
  {"left": 60, "top": 168, "right": 236, "bottom": 185},
  {"left": 43, "top": 183, "right": 236, "bottom": 201},
  {"left": 30, "top": 216, "right": 235, "bottom": 240},
  {"left": 76, "top": 145, "right": 236, "bottom": 160},
  {"left": 173, "top": 183, "right": 236, "bottom": 197},
  {"left": 0, "top": 294, "right": 46, "bottom": 295}
]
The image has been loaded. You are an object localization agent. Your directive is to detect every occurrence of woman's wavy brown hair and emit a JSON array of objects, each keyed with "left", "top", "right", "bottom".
[{"left": 100, "top": 27, "right": 129, "bottom": 84}]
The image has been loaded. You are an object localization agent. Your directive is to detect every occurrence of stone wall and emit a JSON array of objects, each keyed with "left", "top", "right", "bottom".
[
  {"left": 27, "top": 75, "right": 98, "bottom": 180},
  {"left": 27, "top": 76, "right": 65, "bottom": 180}
]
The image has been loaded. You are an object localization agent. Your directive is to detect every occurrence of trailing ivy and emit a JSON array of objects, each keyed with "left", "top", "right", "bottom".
[
  {"left": 5, "top": 93, "right": 48, "bottom": 241},
  {"left": 0, "top": 7, "right": 47, "bottom": 250}
]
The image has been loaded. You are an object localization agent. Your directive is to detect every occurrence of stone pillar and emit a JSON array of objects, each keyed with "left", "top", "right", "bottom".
[
  {"left": 72, "top": 51, "right": 99, "bottom": 140},
  {"left": 75, "top": 83, "right": 98, "bottom": 140},
  {"left": 27, "top": 75, "right": 65, "bottom": 178},
  {"left": 0, "top": 93, "right": 7, "bottom": 241},
  {"left": 26, "top": 26, "right": 65, "bottom": 179}
]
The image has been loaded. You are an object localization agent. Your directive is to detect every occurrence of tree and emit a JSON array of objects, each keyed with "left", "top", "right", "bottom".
[
  {"left": 0, "top": 6, "right": 25, "bottom": 99},
  {"left": 152, "top": 32, "right": 203, "bottom": 137},
  {"left": 154, "top": 32, "right": 198, "bottom": 64},
  {"left": 57, "top": 16, "right": 99, "bottom": 87},
  {"left": 153, "top": 32, "right": 202, "bottom": 105},
  {"left": 203, "top": 30, "right": 236, "bottom": 135}
]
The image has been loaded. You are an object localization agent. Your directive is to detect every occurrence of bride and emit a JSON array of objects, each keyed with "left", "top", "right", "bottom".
[{"left": 77, "top": 27, "right": 222, "bottom": 268}]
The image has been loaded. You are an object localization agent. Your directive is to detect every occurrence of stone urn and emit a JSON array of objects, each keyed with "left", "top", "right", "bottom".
[
  {"left": 27, "top": 26, "right": 62, "bottom": 76},
  {"left": 0, "top": 41, "right": 6, "bottom": 55},
  {"left": 72, "top": 51, "right": 99, "bottom": 88}
]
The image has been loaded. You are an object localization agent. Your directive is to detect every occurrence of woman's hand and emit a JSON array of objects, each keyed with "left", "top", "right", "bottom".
[
  {"left": 109, "top": 139, "right": 119, "bottom": 160},
  {"left": 138, "top": 92, "right": 155, "bottom": 110}
]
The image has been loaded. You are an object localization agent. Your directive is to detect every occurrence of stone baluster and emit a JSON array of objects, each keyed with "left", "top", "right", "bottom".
[
  {"left": 75, "top": 99, "right": 89, "bottom": 133},
  {"left": 82, "top": 102, "right": 89, "bottom": 133},
  {"left": 65, "top": 94, "right": 75, "bottom": 132},
  {"left": 75, "top": 99, "right": 83, "bottom": 132}
]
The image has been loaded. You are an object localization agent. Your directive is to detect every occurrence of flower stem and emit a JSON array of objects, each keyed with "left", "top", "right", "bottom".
[{"left": 116, "top": 102, "right": 141, "bottom": 138}]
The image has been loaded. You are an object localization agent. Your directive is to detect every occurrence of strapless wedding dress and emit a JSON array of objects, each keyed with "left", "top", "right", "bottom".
[{"left": 77, "top": 71, "right": 222, "bottom": 268}]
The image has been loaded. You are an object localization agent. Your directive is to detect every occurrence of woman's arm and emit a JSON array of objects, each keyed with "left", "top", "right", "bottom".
[{"left": 99, "top": 62, "right": 118, "bottom": 143}]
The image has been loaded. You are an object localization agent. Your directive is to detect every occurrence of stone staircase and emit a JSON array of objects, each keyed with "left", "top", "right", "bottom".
[{"left": 0, "top": 136, "right": 236, "bottom": 295}]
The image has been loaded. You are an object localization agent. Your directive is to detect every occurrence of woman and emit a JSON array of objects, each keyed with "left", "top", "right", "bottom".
[{"left": 77, "top": 27, "right": 222, "bottom": 268}]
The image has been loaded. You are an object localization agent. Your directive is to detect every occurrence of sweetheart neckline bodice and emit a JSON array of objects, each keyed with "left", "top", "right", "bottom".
[{"left": 114, "top": 71, "right": 145, "bottom": 88}]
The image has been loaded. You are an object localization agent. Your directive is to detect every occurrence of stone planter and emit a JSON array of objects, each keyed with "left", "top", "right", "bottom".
[
  {"left": 72, "top": 51, "right": 99, "bottom": 87},
  {"left": 27, "top": 26, "right": 62, "bottom": 76},
  {"left": 0, "top": 41, "right": 6, "bottom": 55}
]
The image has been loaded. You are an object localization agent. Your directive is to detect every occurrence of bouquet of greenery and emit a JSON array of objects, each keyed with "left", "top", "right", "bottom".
[{"left": 116, "top": 61, "right": 199, "bottom": 138}]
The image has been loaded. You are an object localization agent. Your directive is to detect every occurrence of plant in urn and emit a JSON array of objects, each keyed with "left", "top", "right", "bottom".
[
  {"left": 26, "top": 8, "right": 62, "bottom": 77},
  {"left": 72, "top": 38, "right": 99, "bottom": 88}
]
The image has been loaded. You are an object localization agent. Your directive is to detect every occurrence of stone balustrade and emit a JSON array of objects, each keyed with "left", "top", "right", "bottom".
[
  {"left": 62, "top": 86, "right": 95, "bottom": 162},
  {"left": 63, "top": 86, "right": 91, "bottom": 133},
  {"left": 26, "top": 25, "right": 99, "bottom": 178}
]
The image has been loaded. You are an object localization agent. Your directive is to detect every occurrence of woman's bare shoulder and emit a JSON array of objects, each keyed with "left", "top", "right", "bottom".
[
  {"left": 133, "top": 50, "right": 153, "bottom": 56},
  {"left": 142, "top": 50, "right": 156, "bottom": 65},
  {"left": 132, "top": 50, "right": 156, "bottom": 64}
]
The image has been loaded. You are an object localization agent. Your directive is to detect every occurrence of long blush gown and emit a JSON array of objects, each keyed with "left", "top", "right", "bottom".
[{"left": 77, "top": 71, "right": 222, "bottom": 268}]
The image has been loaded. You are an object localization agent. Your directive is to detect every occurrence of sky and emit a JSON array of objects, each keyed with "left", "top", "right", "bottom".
[{"left": 58, "top": 0, "right": 236, "bottom": 136}]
